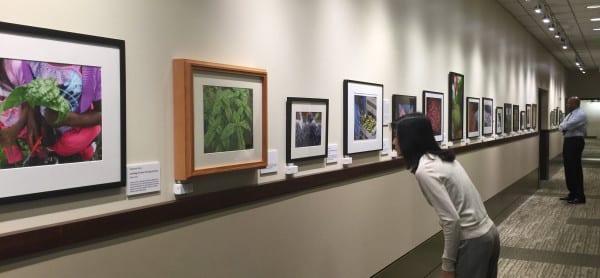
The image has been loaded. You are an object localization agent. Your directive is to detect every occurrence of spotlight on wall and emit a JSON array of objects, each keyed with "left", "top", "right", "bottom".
[{"left": 534, "top": 4, "right": 543, "bottom": 13}]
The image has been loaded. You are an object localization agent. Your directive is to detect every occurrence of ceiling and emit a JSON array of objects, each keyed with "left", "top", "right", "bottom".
[{"left": 496, "top": 0, "right": 600, "bottom": 74}]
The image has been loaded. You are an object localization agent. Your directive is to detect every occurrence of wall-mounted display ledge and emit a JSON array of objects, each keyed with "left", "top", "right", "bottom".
[{"left": 0, "top": 132, "right": 538, "bottom": 262}]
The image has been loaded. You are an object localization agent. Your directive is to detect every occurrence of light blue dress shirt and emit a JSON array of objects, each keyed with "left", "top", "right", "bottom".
[{"left": 559, "top": 108, "right": 587, "bottom": 138}]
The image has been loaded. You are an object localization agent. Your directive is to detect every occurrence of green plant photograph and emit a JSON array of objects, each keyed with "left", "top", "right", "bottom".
[
  {"left": 203, "top": 85, "right": 253, "bottom": 153},
  {"left": 450, "top": 72, "right": 464, "bottom": 140}
]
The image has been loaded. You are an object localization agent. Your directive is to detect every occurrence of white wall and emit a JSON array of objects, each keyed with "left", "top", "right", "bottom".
[
  {"left": 0, "top": 0, "right": 565, "bottom": 277},
  {"left": 582, "top": 100, "right": 600, "bottom": 139}
]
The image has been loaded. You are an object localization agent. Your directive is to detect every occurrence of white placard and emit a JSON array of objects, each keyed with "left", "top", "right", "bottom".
[
  {"left": 383, "top": 98, "right": 391, "bottom": 125},
  {"left": 326, "top": 144, "right": 339, "bottom": 164},
  {"left": 127, "top": 162, "right": 160, "bottom": 196},
  {"left": 381, "top": 138, "right": 391, "bottom": 155}
]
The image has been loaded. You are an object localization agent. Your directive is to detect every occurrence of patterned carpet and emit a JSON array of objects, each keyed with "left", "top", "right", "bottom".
[{"left": 497, "top": 138, "right": 600, "bottom": 277}]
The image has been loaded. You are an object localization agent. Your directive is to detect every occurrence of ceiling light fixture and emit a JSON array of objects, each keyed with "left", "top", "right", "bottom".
[
  {"left": 594, "top": 28, "right": 600, "bottom": 31},
  {"left": 548, "top": 24, "right": 555, "bottom": 31},
  {"left": 542, "top": 15, "right": 551, "bottom": 24},
  {"left": 534, "top": 5, "right": 543, "bottom": 14},
  {"left": 591, "top": 18, "right": 600, "bottom": 21},
  {"left": 587, "top": 5, "right": 600, "bottom": 9},
  {"left": 554, "top": 32, "right": 561, "bottom": 39}
]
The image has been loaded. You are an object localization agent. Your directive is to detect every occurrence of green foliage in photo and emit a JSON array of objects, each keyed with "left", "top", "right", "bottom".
[{"left": 203, "top": 85, "right": 253, "bottom": 153}]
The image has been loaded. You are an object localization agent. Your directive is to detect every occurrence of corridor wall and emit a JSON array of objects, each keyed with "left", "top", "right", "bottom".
[{"left": 0, "top": 0, "right": 566, "bottom": 277}]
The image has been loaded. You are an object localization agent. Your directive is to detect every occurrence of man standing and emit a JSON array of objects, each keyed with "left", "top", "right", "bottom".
[{"left": 559, "top": 96, "right": 587, "bottom": 204}]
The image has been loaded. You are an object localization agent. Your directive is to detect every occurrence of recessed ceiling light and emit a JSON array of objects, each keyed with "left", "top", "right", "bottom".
[
  {"left": 587, "top": 5, "right": 600, "bottom": 9},
  {"left": 591, "top": 18, "right": 600, "bottom": 21},
  {"left": 534, "top": 5, "right": 543, "bottom": 14},
  {"left": 542, "top": 15, "right": 551, "bottom": 23},
  {"left": 594, "top": 28, "right": 600, "bottom": 31}
]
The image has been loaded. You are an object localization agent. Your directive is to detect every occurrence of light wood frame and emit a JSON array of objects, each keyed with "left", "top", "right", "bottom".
[{"left": 173, "top": 59, "right": 267, "bottom": 180}]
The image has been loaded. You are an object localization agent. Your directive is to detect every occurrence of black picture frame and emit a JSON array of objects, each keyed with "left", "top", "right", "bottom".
[
  {"left": 482, "top": 97, "right": 494, "bottom": 136},
  {"left": 520, "top": 111, "right": 526, "bottom": 130},
  {"left": 343, "top": 79, "right": 383, "bottom": 155},
  {"left": 423, "top": 90, "right": 444, "bottom": 142},
  {"left": 504, "top": 103, "right": 512, "bottom": 134},
  {"left": 513, "top": 105, "right": 519, "bottom": 132},
  {"left": 391, "top": 94, "right": 417, "bottom": 121},
  {"left": 525, "top": 104, "right": 531, "bottom": 129},
  {"left": 286, "top": 97, "right": 329, "bottom": 163},
  {"left": 532, "top": 104, "right": 537, "bottom": 130},
  {"left": 0, "top": 21, "right": 126, "bottom": 202},
  {"left": 466, "top": 97, "right": 480, "bottom": 138},
  {"left": 496, "top": 106, "right": 503, "bottom": 134},
  {"left": 448, "top": 72, "right": 464, "bottom": 141}
]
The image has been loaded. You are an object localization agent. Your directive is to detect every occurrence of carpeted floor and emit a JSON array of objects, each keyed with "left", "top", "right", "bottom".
[{"left": 497, "top": 138, "right": 600, "bottom": 277}]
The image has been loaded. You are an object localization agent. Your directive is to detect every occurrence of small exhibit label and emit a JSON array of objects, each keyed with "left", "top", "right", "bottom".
[
  {"left": 326, "top": 144, "right": 339, "bottom": 164},
  {"left": 127, "top": 162, "right": 160, "bottom": 196}
]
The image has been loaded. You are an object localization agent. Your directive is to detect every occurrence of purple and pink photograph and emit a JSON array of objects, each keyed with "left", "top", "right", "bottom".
[
  {"left": 0, "top": 57, "right": 102, "bottom": 169},
  {"left": 295, "top": 111, "right": 322, "bottom": 147}
]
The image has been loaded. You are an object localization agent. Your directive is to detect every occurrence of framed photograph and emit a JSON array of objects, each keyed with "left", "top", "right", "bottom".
[
  {"left": 466, "top": 97, "right": 480, "bottom": 138},
  {"left": 423, "top": 90, "right": 444, "bottom": 142},
  {"left": 496, "top": 107, "right": 503, "bottom": 134},
  {"left": 448, "top": 72, "right": 464, "bottom": 141},
  {"left": 559, "top": 109, "right": 564, "bottom": 124},
  {"left": 173, "top": 59, "right": 267, "bottom": 179},
  {"left": 504, "top": 103, "right": 512, "bottom": 134},
  {"left": 550, "top": 109, "right": 556, "bottom": 127},
  {"left": 0, "top": 22, "right": 125, "bottom": 201},
  {"left": 512, "top": 105, "right": 519, "bottom": 132},
  {"left": 482, "top": 97, "right": 493, "bottom": 136},
  {"left": 532, "top": 104, "right": 537, "bottom": 129},
  {"left": 520, "top": 111, "right": 525, "bottom": 130},
  {"left": 525, "top": 104, "right": 531, "bottom": 129},
  {"left": 392, "top": 94, "right": 416, "bottom": 121},
  {"left": 343, "top": 79, "right": 383, "bottom": 155},
  {"left": 286, "top": 97, "right": 328, "bottom": 163}
]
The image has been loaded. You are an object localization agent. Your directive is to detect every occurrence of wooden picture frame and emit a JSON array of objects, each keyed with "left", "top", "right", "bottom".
[
  {"left": 482, "top": 97, "right": 494, "bottom": 136},
  {"left": 286, "top": 97, "right": 328, "bottom": 163},
  {"left": 0, "top": 21, "right": 126, "bottom": 201},
  {"left": 343, "top": 79, "right": 383, "bottom": 155},
  {"left": 423, "top": 90, "right": 444, "bottom": 142},
  {"left": 173, "top": 59, "right": 267, "bottom": 179},
  {"left": 448, "top": 72, "right": 464, "bottom": 141},
  {"left": 466, "top": 97, "right": 481, "bottom": 138}
]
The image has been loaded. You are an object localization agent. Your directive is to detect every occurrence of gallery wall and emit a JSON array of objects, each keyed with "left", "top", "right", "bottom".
[{"left": 0, "top": 0, "right": 566, "bottom": 277}]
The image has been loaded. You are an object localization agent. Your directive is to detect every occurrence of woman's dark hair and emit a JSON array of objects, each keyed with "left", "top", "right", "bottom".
[{"left": 393, "top": 113, "right": 455, "bottom": 173}]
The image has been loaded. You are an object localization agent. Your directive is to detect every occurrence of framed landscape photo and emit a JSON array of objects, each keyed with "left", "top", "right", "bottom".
[
  {"left": 466, "top": 97, "right": 480, "bottom": 138},
  {"left": 482, "top": 97, "right": 493, "bottom": 136},
  {"left": 392, "top": 94, "right": 416, "bottom": 121},
  {"left": 532, "top": 104, "right": 537, "bottom": 129},
  {"left": 173, "top": 59, "right": 267, "bottom": 179},
  {"left": 526, "top": 104, "right": 531, "bottom": 129},
  {"left": 496, "top": 107, "right": 503, "bottom": 134},
  {"left": 504, "top": 103, "right": 512, "bottom": 134},
  {"left": 448, "top": 72, "right": 464, "bottom": 141},
  {"left": 0, "top": 22, "right": 125, "bottom": 201},
  {"left": 343, "top": 79, "right": 383, "bottom": 155},
  {"left": 286, "top": 97, "right": 328, "bottom": 163},
  {"left": 423, "top": 90, "right": 444, "bottom": 142},
  {"left": 512, "top": 105, "right": 519, "bottom": 132}
]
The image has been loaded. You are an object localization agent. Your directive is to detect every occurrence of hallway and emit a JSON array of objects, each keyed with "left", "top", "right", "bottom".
[{"left": 497, "top": 138, "right": 600, "bottom": 277}]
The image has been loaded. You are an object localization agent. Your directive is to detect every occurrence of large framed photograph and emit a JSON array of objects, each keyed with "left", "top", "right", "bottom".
[
  {"left": 512, "top": 105, "right": 519, "bottom": 132},
  {"left": 343, "top": 79, "right": 383, "bottom": 155},
  {"left": 286, "top": 97, "right": 328, "bottom": 163},
  {"left": 504, "top": 103, "right": 512, "bottom": 134},
  {"left": 532, "top": 104, "right": 537, "bottom": 130},
  {"left": 392, "top": 94, "right": 416, "bottom": 121},
  {"left": 423, "top": 90, "right": 444, "bottom": 142},
  {"left": 173, "top": 59, "right": 267, "bottom": 179},
  {"left": 482, "top": 97, "right": 493, "bottom": 136},
  {"left": 496, "top": 107, "right": 503, "bottom": 134},
  {"left": 525, "top": 104, "right": 531, "bottom": 129},
  {"left": 466, "top": 97, "right": 480, "bottom": 138},
  {"left": 0, "top": 22, "right": 125, "bottom": 201},
  {"left": 448, "top": 72, "right": 464, "bottom": 141}
]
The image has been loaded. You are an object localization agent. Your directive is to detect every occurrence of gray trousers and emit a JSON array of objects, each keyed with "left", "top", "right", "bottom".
[{"left": 456, "top": 225, "right": 500, "bottom": 278}]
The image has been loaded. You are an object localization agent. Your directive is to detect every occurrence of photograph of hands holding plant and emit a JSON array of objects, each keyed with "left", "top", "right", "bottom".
[{"left": 0, "top": 58, "right": 102, "bottom": 169}]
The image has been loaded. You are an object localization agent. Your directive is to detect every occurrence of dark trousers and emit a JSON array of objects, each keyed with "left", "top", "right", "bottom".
[
  {"left": 563, "top": 137, "right": 585, "bottom": 200},
  {"left": 456, "top": 226, "right": 500, "bottom": 278}
]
